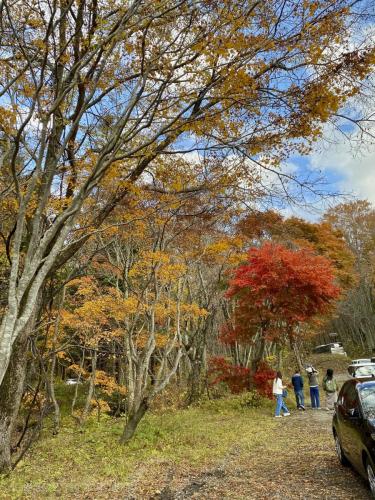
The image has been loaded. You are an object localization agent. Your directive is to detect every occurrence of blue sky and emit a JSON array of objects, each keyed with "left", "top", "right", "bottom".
[{"left": 276, "top": 110, "right": 375, "bottom": 220}]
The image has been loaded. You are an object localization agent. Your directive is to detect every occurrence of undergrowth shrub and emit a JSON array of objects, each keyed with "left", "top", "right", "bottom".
[
  {"left": 238, "top": 390, "right": 264, "bottom": 409},
  {"left": 253, "top": 361, "right": 275, "bottom": 399},
  {"left": 208, "top": 357, "right": 275, "bottom": 399},
  {"left": 208, "top": 357, "right": 250, "bottom": 394},
  {"left": 198, "top": 391, "right": 268, "bottom": 413}
]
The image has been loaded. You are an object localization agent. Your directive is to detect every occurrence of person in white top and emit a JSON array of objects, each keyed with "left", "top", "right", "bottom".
[{"left": 272, "top": 371, "right": 290, "bottom": 417}]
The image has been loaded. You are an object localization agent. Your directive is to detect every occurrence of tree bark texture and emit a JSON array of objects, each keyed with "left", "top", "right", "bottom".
[
  {"left": 81, "top": 350, "right": 97, "bottom": 422},
  {"left": 120, "top": 398, "right": 149, "bottom": 444},
  {"left": 186, "top": 346, "right": 206, "bottom": 405},
  {"left": 0, "top": 327, "right": 30, "bottom": 472}
]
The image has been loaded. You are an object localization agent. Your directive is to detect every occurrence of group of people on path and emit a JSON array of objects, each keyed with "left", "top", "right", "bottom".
[{"left": 272, "top": 366, "right": 338, "bottom": 417}]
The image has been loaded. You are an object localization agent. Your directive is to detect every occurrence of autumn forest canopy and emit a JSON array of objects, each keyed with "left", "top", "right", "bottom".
[{"left": 0, "top": 0, "right": 375, "bottom": 479}]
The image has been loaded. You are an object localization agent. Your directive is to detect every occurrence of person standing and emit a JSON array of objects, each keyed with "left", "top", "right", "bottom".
[
  {"left": 322, "top": 368, "right": 338, "bottom": 410},
  {"left": 291, "top": 369, "right": 305, "bottom": 410},
  {"left": 307, "top": 366, "right": 320, "bottom": 409},
  {"left": 272, "top": 371, "right": 290, "bottom": 418}
]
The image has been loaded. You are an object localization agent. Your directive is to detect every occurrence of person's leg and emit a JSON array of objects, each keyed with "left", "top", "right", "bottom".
[
  {"left": 326, "top": 391, "right": 336, "bottom": 410},
  {"left": 310, "top": 387, "right": 316, "bottom": 408},
  {"left": 325, "top": 391, "right": 330, "bottom": 410},
  {"left": 294, "top": 391, "right": 300, "bottom": 408},
  {"left": 275, "top": 395, "right": 282, "bottom": 416},
  {"left": 312, "top": 387, "right": 320, "bottom": 408},
  {"left": 296, "top": 390, "right": 303, "bottom": 408},
  {"left": 314, "top": 387, "right": 320, "bottom": 408},
  {"left": 281, "top": 398, "right": 290, "bottom": 415},
  {"left": 316, "top": 388, "right": 320, "bottom": 408},
  {"left": 300, "top": 390, "right": 305, "bottom": 408}
]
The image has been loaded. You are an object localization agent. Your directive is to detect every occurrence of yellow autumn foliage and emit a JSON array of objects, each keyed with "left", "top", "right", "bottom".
[
  {"left": 90, "top": 399, "right": 111, "bottom": 413},
  {"left": 94, "top": 370, "right": 126, "bottom": 395},
  {"left": 68, "top": 364, "right": 88, "bottom": 378}
]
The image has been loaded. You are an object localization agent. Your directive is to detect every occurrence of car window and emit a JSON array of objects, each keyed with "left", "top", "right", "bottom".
[
  {"left": 355, "top": 365, "right": 375, "bottom": 377},
  {"left": 358, "top": 384, "right": 375, "bottom": 418},
  {"left": 341, "top": 383, "right": 358, "bottom": 409}
]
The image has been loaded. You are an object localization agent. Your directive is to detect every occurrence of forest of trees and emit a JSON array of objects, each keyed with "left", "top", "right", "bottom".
[{"left": 0, "top": 0, "right": 375, "bottom": 476}]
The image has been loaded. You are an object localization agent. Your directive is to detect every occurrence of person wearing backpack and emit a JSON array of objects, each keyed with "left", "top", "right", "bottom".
[{"left": 322, "top": 368, "right": 338, "bottom": 410}]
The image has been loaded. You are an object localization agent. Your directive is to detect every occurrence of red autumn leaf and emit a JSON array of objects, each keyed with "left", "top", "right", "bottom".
[{"left": 224, "top": 242, "right": 340, "bottom": 344}]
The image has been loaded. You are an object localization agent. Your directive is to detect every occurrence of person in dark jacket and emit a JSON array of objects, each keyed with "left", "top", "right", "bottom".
[{"left": 291, "top": 369, "right": 305, "bottom": 410}]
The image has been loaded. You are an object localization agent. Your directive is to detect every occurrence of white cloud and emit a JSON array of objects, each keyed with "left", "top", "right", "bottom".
[{"left": 310, "top": 136, "right": 375, "bottom": 204}]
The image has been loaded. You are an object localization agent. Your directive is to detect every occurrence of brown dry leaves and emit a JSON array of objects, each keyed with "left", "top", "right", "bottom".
[{"left": 124, "top": 411, "right": 370, "bottom": 500}]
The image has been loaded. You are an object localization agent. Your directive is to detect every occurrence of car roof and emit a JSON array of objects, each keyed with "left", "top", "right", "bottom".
[
  {"left": 348, "top": 362, "right": 375, "bottom": 368},
  {"left": 345, "top": 377, "right": 375, "bottom": 387},
  {"left": 357, "top": 378, "right": 375, "bottom": 383}
]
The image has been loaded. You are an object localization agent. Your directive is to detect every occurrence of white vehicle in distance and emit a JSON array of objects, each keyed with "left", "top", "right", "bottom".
[
  {"left": 313, "top": 343, "right": 346, "bottom": 355},
  {"left": 65, "top": 378, "right": 82, "bottom": 385},
  {"left": 351, "top": 359, "right": 371, "bottom": 365},
  {"left": 348, "top": 364, "right": 375, "bottom": 378},
  {"left": 348, "top": 359, "right": 375, "bottom": 377}
]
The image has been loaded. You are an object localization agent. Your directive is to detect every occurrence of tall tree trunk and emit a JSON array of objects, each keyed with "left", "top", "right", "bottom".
[
  {"left": 250, "top": 335, "right": 266, "bottom": 372},
  {"left": 120, "top": 398, "right": 149, "bottom": 444},
  {"left": 291, "top": 339, "right": 304, "bottom": 372},
  {"left": 81, "top": 349, "right": 97, "bottom": 422},
  {"left": 47, "top": 353, "right": 60, "bottom": 435},
  {"left": 0, "top": 325, "right": 31, "bottom": 472},
  {"left": 186, "top": 316, "right": 211, "bottom": 405},
  {"left": 71, "top": 349, "right": 85, "bottom": 416},
  {"left": 46, "top": 287, "right": 65, "bottom": 435},
  {"left": 276, "top": 344, "right": 283, "bottom": 371},
  {"left": 186, "top": 345, "right": 205, "bottom": 405}
]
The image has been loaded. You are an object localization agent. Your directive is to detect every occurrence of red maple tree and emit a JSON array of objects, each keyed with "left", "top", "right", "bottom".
[
  {"left": 210, "top": 242, "right": 340, "bottom": 396},
  {"left": 224, "top": 242, "right": 341, "bottom": 345}
]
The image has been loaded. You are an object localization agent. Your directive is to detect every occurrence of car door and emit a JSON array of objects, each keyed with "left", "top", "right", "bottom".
[
  {"left": 336, "top": 383, "right": 353, "bottom": 456},
  {"left": 340, "top": 383, "right": 364, "bottom": 470}
]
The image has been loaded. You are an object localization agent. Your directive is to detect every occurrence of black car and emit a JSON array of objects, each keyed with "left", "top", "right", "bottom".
[{"left": 333, "top": 377, "right": 375, "bottom": 497}]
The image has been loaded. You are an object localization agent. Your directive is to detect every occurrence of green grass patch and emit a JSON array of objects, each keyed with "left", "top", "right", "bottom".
[{"left": 0, "top": 395, "right": 276, "bottom": 499}]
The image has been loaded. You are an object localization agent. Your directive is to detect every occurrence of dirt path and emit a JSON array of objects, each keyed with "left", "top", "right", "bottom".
[{"left": 126, "top": 407, "right": 371, "bottom": 500}]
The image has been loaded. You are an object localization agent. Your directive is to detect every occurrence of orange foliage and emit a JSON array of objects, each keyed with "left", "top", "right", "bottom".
[{"left": 225, "top": 242, "right": 341, "bottom": 344}]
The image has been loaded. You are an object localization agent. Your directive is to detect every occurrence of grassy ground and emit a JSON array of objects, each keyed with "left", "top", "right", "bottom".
[
  {"left": 151, "top": 409, "right": 371, "bottom": 500},
  {"left": 0, "top": 354, "right": 368, "bottom": 499},
  {"left": 0, "top": 397, "right": 275, "bottom": 499}
]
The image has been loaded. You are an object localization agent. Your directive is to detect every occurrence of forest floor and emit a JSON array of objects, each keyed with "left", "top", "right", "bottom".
[
  {"left": 0, "top": 355, "right": 371, "bottom": 499},
  {"left": 129, "top": 407, "right": 371, "bottom": 500}
]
